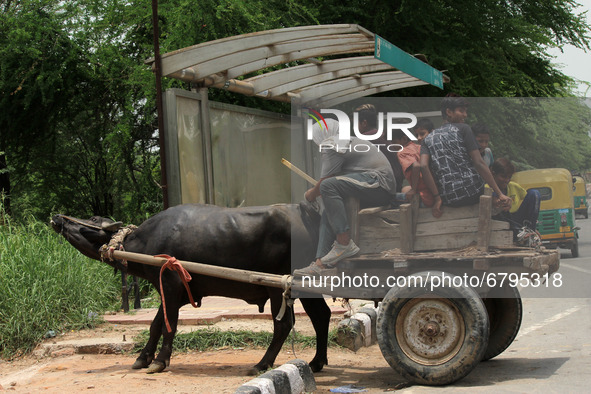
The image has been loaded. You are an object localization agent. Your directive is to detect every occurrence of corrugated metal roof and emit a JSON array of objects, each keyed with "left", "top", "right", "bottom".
[{"left": 147, "top": 24, "right": 448, "bottom": 107}]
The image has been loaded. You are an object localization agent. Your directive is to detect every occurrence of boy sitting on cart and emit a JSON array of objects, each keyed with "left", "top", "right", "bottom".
[
  {"left": 420, "top": 94, "right": 511, "bottom": 217},
  {"left": 390, "top": 128, "right": 436, "bottom": 208},
  {"left": 488, "top": 158, "right": 541, "bottom": 245}
]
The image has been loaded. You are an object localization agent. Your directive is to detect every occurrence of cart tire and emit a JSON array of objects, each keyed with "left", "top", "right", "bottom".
[
  {"left": 377, "top": 271, "right": 489, "bottom": 385},
  {"left": 482, "top": 286, "right": 522, "bottom": 361},
  {"left": 571, "top": 238, "right": 579, "bottom": 258},
  {"left": 585, "top": 210, "right": 588, "bottom": 219}
]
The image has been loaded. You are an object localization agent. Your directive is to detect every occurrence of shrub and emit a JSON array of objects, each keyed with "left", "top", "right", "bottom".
[{"left": 0, "top": 216, "right": 120, "bottom": 358}]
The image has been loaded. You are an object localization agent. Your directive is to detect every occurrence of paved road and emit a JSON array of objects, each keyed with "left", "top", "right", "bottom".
[{"left": 397, "top": 210, "right": 591, "bottom": 392}]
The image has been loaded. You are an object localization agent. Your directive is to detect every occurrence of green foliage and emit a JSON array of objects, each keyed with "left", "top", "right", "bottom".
[
  {"left": 469, "top": 98, "right": 591, "bottom": 172},
  {"left": 132, "top": 326, "right": 339, "bottom": 353},
  {"left": 0, "top": 0, "right": 164, "bottom": 223},
  {"left": 0, "top": 215, "right": 120, "bottom": 359},
  {"left": 0, "top": 1, "right": 84, "bottom": 139},
  {"left": 312, "top": 0, "right": 590, "bottom": 97}
]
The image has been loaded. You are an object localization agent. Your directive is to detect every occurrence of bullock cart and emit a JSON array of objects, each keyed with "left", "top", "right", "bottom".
[
  {"left": 108, "top": 193, "right": 559, "bottom": 386},
  {"left": 292, "top": 193, "right": 559, "bottom": 385}
]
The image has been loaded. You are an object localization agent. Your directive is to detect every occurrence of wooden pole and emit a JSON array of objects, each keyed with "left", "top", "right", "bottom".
[
  {"left": 410, "top": 194, "right": 419, "bottom": 245},
  {"left": 111, "top": 250, "right": 289, "bottom": 290}
]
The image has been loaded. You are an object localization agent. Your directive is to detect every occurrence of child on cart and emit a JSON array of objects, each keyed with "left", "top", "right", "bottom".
[
  {"left": 488, "top": 158, "right": 541, "bottom": 244},
  {"left": 413, "top": 118, "right": 434, "bottom": 145},
  {"left": 391, "top": 129, "right": 436, "bottom": 208},
  {"left": 472, "top": 123, "right": 494, "bottom": 167}
]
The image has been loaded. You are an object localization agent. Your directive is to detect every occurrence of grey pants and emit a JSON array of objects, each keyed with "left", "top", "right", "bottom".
[{"left": 316, "top": 172, "right": 393, "bottom": 259}]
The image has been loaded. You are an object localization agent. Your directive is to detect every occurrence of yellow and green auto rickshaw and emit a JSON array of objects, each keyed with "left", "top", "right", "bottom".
[
  {"left": 512, "top": 168, "right": 580, "bottom": 257},
  {"left": 573, "top": 176, "right": 588, "bottom": 219}
]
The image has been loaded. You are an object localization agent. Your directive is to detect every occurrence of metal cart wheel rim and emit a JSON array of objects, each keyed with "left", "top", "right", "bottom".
[{"left": 395, "top": 297, "right": 466, "bottom": 366}]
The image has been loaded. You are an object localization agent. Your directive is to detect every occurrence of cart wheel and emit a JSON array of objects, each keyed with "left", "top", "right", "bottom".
[
  {"left": 571, "top": 238, "right": 579, "bottom": 258},
  {"left": 377, "top": 271, "right": 489, "bottom": 385},
  {"left": 482, "top": 286, "right": 522, "bottom": 361}
]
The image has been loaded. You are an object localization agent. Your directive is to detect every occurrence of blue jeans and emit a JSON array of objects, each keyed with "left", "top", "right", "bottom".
[{"left": 316, "top": 172, "right": 393, "bottom": 259}]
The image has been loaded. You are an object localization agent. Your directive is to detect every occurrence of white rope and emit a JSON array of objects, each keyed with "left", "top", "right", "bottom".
[{"left": 99, "top": 225, "right": 138, "bottom": 264}]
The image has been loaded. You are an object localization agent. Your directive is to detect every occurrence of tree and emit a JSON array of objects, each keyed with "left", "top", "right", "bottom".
[
  {"left": 0, "top": 0, "right": 164, "bottom": 222},
  {"left": 1, "top": 0, "right": 590, "bottom": 222},
  {"left": 468, "top": 97, "right": 591, "bottom": 171},
  {"left": 0, "top": 1, "right": 86, "bottom": 216},
  {"left": 308, "top": 0, "right": 590, "bottom": 97},
  {"left": 0, "top": 0, "right": 320, "bottom": 221}
]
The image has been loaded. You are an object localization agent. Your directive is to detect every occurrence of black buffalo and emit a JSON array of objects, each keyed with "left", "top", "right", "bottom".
[{"left": 51, "top": 203, "right": 329, "bottom": 374}]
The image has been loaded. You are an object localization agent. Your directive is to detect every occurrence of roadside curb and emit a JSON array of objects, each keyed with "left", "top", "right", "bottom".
[
  {"left": 103, "top": 297, "right": 349, "bottom": 326},
  {"left": 34, "top": 338, "right": 134, "bottom": 358},
  {"left": 336, "top": 306, "right": 378, "bottom": 351},
  {"left": 234, "top": 359, "right": 316, "bottom": 394}
]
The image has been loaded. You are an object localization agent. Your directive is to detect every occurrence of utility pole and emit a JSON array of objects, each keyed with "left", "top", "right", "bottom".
[{"left": 152, "top": 0, "right": 169, "bottom": 209}]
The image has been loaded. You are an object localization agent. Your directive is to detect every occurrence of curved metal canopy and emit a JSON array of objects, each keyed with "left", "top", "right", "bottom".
[{"left": 147, "top": 24, "right": 448, "bottom": 107}]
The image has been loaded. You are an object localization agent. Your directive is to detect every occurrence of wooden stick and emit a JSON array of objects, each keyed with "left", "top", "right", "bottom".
[
  {"left": 281, "top": 158, "right": 317, "bottom": 185},
  {"left": 110, "top": 250, "right": 289, "bottom": 289}
]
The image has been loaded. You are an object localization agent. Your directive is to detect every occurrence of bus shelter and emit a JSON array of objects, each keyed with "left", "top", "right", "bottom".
[{"left": 146, "top": 24, "right": 447, "bottom": 207}]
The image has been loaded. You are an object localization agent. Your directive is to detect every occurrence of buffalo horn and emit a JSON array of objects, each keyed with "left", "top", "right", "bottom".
[{"left": 102, "top": 221, "right": 123, "bottom": 232}]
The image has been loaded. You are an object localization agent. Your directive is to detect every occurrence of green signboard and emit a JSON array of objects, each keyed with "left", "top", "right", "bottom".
[{"left": 375, "top": 35, "right": 443, "bottom": 89}]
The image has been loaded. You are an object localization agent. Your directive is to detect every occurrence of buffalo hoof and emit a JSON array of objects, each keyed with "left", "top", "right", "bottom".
[
  {"left": 132, "top": 358, "right": 151, "bottom": 369},
  {"left": 247, "top": 364, "right": 270, "bottom": 376},
  {"left": 146, "top": 360, "right": 166, "bottom": 374},
  {"left": 309, "top": 357, "right": 328, "bottom": 372}
]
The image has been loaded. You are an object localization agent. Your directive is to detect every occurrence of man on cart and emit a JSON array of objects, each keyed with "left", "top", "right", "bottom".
[{"left": 294, "top": 117, "right": 398, "bottom": 275}]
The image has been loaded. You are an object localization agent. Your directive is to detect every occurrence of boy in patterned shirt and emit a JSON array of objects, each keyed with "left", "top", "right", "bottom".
[{"left": 420, "top": 94, "right": 511, "bottom": 217}]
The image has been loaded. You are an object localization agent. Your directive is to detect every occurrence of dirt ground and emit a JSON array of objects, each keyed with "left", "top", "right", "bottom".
[{"left": 0, "top": 317, "right": 403, "bottom": 393}]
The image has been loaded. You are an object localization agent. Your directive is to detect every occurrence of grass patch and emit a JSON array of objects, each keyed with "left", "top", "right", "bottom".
[
  {"left": 132, "top": 327, "right": 341, "bottom": 353},
  {"left": 0, "top": 216, "right": 120, "bottom": 359}
]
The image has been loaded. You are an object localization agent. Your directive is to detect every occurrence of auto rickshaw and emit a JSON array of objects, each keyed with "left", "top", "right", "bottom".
[
  {"left": 512, "top": 168, "right": 580, "bottom": 257},
  {"left": 573, "top": 176, "right": 588, "bottom": 219}
]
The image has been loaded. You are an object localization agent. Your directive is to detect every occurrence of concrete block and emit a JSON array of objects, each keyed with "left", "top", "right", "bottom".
[
  {"left": 336, "top": 318, "right": 364, "bottom": 351},
  {"left": 337, "top": 306, "right": 379, "bottom": 349},
  {"left": 235, "top": 359, "right": 316, "bottom": 394},
  {"left": 357, "top": 307, "right": 378, "bottom": 344}
]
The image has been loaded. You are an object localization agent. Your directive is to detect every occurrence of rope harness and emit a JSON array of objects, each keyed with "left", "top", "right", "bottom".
[
  {"left": 276, "top": 275, "right": 293, "bottom": 322},
  {"left": 100, "top": 225, "right": 138, "bottom": 270}
]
